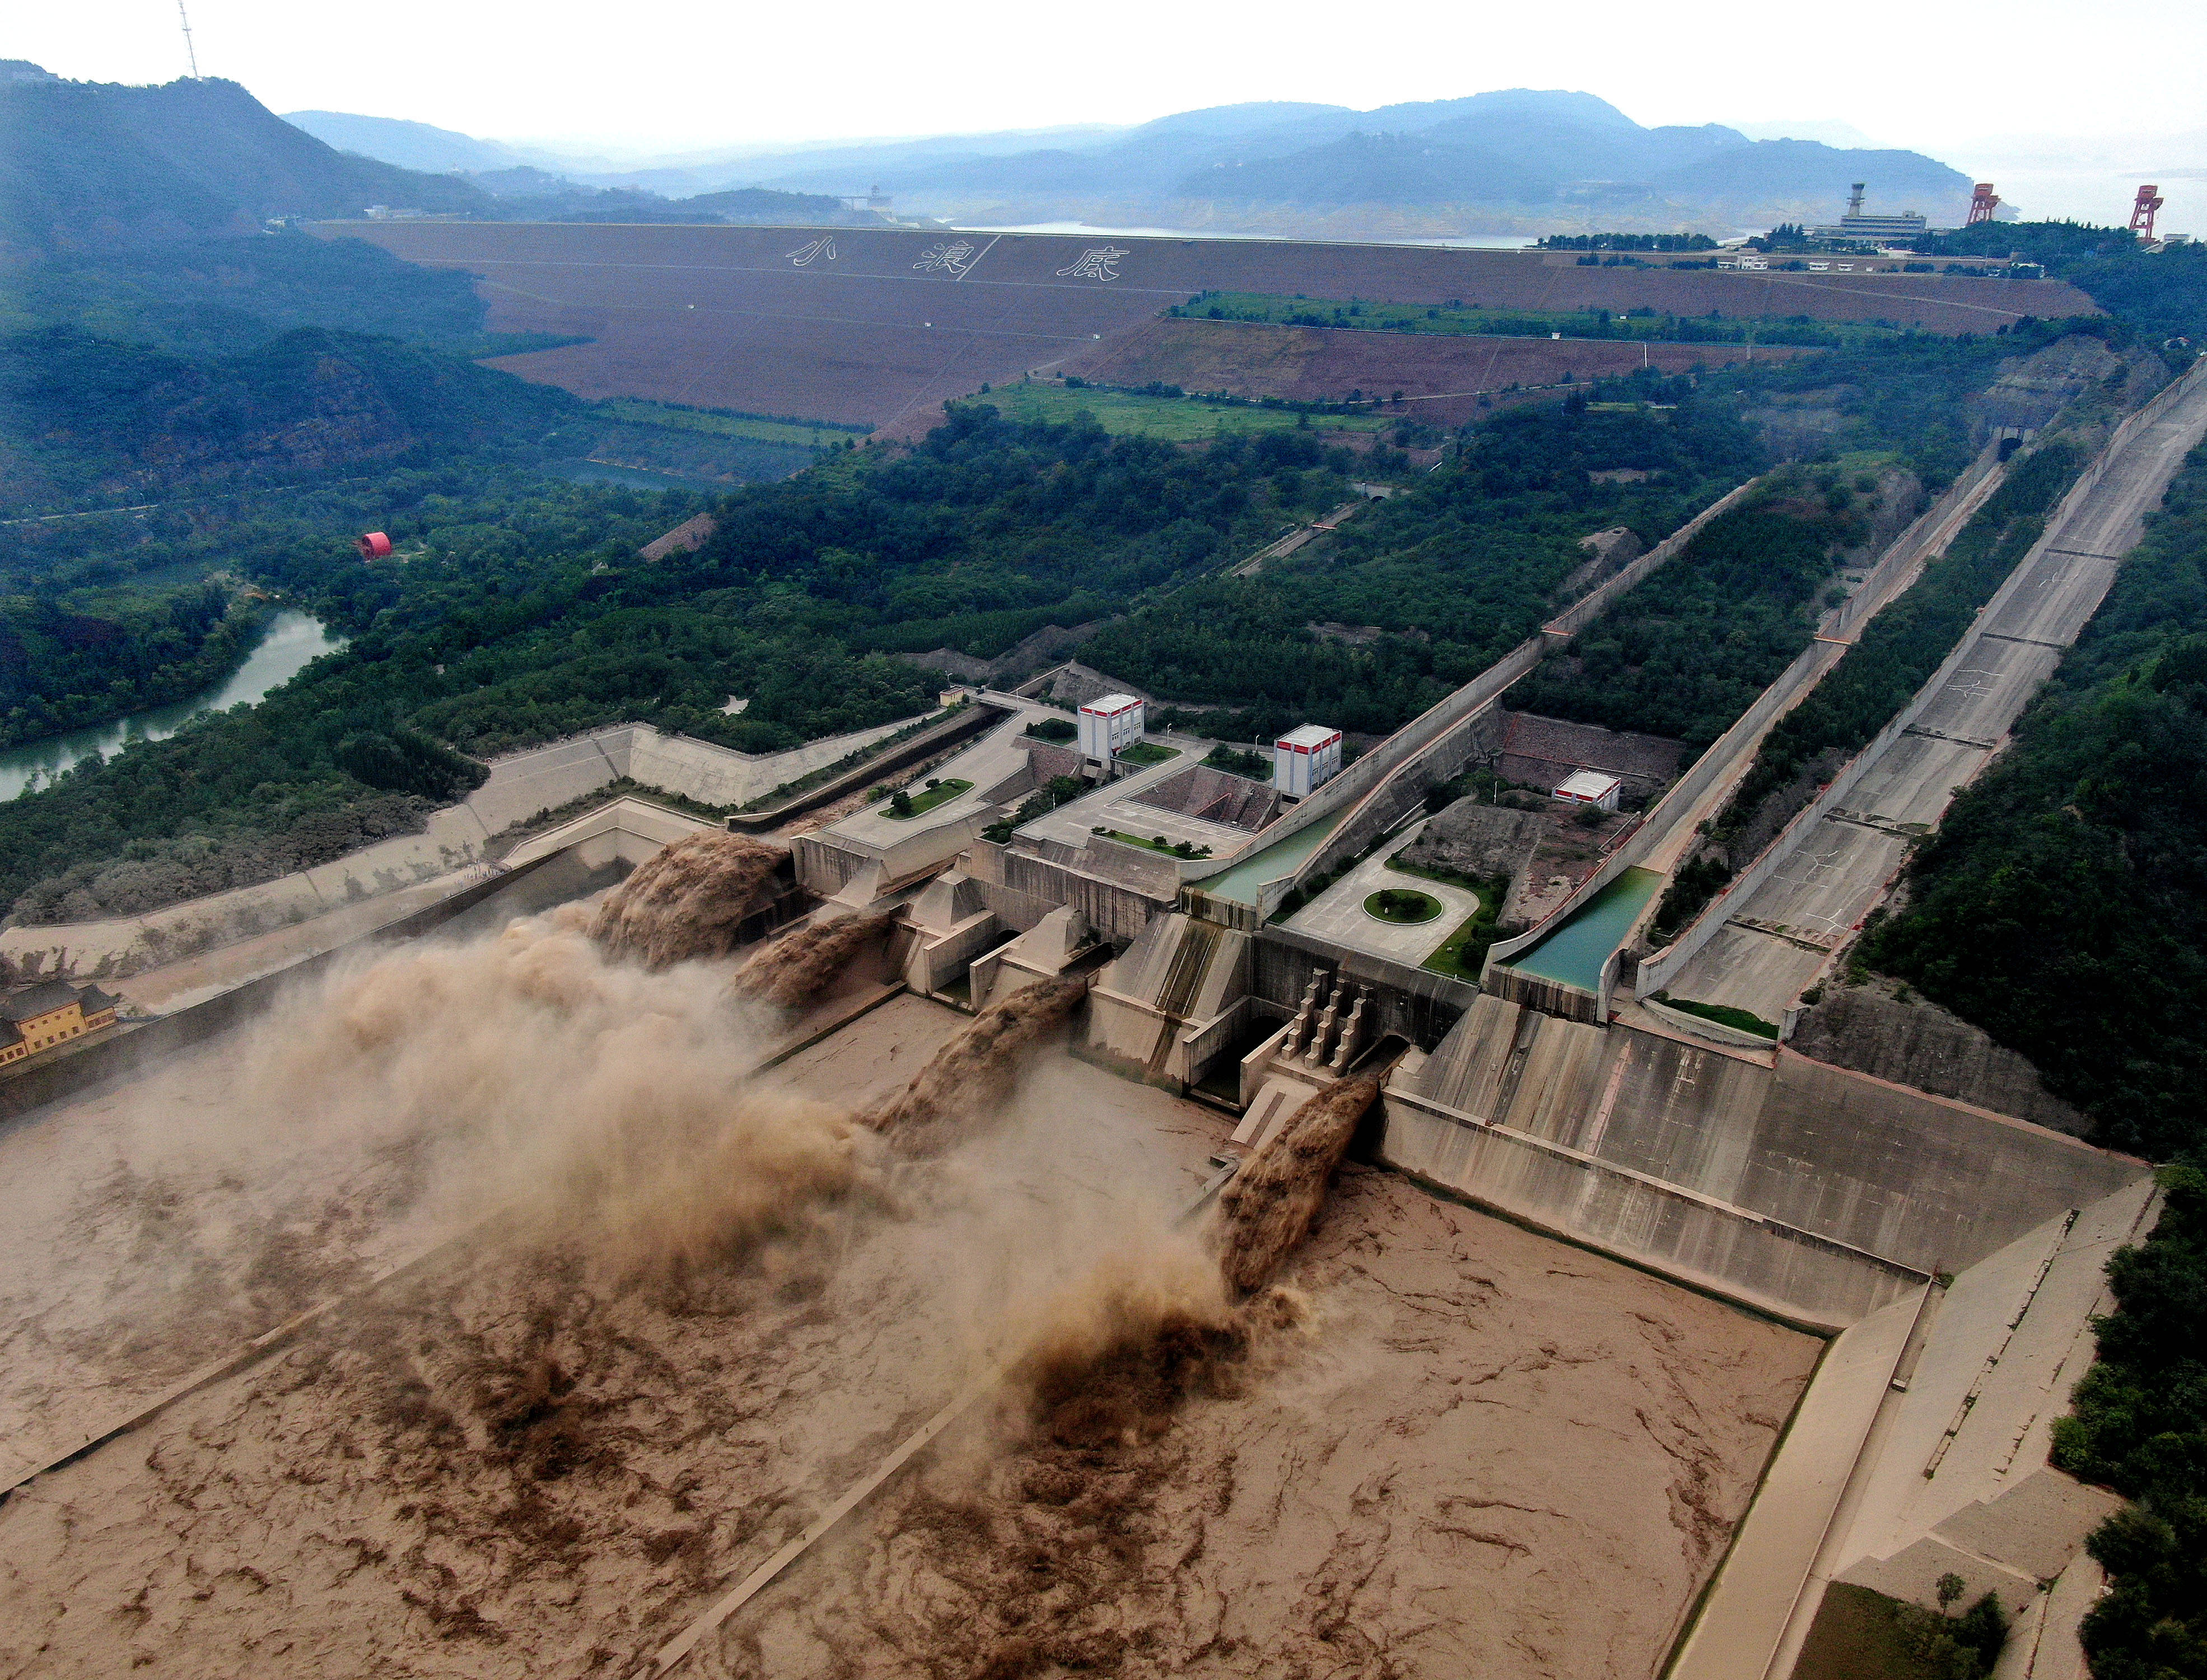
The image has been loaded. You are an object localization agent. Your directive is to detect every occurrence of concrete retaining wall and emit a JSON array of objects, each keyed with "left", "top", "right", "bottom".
[
  {"left": 1, "top": 716, "right": 948, "bottom": 983},
  {"left": 1251, "top": 923, "right": 1476, "bottom": 1052},
  {"left": 981, "top": 844, "right": 1168, "bottom": 946},
  {"left": 0, "top": 852, "right": 565, "bottom": 1128},
  {"left": 502, "top": 796, "right": 713, "bottom": 868},
  {"left": 1291, "top": 473, "right": 1761, "bottom": 908},
  {"left": 1543, "top": 474, "right": 1767, "bottom": 641},
  {"left": 1481, "top": 451, "right": 2006, "bottom": 1001},
  {"left": 1481, "top": 965, "right": 1602, "bottom": 1023}
]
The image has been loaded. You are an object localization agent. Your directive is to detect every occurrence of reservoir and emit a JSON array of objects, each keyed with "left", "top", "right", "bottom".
[{"left": 0, "top": 610, "right": 345, "bottom": 802}]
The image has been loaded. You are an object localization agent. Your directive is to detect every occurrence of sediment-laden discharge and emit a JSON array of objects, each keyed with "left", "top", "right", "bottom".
[
  {"left": 0, "top": 941, "right": 1815, "bottom": 1680},
  {"left": 589, "top": 830, "right": 783, "bottom": 969},
  {"left": 860, "top": 974, "right": 1088, "bottom": 1151},
  {"left": 0, "top": 910, "right": 860, "bottom": 1480},
  {"left": 696, "top": 1161, "right": 1819, "bottom": 1680},
  {"left": 727, "top": 911, "right": 890, "bottom": 1010},
  {"left": 1213, "top": 1072, "right": 1382, "bottom": 1294}
]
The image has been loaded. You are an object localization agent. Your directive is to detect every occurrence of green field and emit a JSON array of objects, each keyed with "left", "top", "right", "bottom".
[
  {"left": 964, "top": 381, "right": 1393, "bottom": 441},
  {"left": 1098, "top": 827, "right": 1214, "bottom": 858},
  {"left": 1365, "top": 887, "right": 1443, "bottom": 924},
  {"left": 599, "top": 399, "right": 868, "bottom": 448},
  {"left": 1116, "top": 740, "right": 1181, "bottom": 766},
  {"left": 883, "top": 777, "right": 972, "bottom": 818},
  {"left": 1174, "top": 291, "right": 1914, "bottom": 348}
]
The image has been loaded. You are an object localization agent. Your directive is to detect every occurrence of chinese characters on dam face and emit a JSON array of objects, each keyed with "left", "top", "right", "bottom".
[
  {"left": 913, "top": 239, "right": 979, "bottom": 276},
  {"left": 897, "top": 240, "right": 1128, "bottom": 282},
  {"left": 1056, "top": 246, "right": 1127, "bottom": 282},
  {"left": 786, "top": 237, "right": 838, "bottom": 267}
]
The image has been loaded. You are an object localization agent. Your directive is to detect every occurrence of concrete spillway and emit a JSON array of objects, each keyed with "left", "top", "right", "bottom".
[{"left": 1383, "top": 1001, "right": 2144, "bottom": 1328}]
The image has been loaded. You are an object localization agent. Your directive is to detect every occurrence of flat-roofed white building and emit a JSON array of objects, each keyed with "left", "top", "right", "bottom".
[
  {"left": 1553, "top": 768, "right": 1622, "bottom": 811},
  {"left": 1273, "top": 724, "right": 1343, "bottom": 798},
  {"left": 1077, "top": 693, "right": 1146, "bottom": 760}
]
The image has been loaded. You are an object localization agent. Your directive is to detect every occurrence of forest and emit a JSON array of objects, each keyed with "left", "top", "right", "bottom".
[
  {"left": 2047, "top": 1163, "right": 2207, "bottom": 1680},
  {"left": 1079, "top": 379, "right": 1763, "bottom": 738},
  {"left": 0, "top": 308, "right": 2110, "bottom": 925},
  {"left": 0, "top": 207, "right": 2191, "bottom": 945},
  {"left": 0, "top": 412, "right": 1352, "bottom": 921},
  {"left": 1646, "top": 438, "right": 2090, "bottom": 940},
  {"left": 0, "top": 581, "right": 269, "bottom": 747},
  {"left": 1859, "top": 440, "right": 2207, "bottom": 1159},
  {"left": 1509, "top": 467, "right": 1875, "bottom": 749}
]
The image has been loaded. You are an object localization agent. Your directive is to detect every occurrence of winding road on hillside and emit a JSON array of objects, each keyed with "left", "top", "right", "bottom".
[{"left": 1654, "top": 361, "right": 2207, "bottom": 1021}]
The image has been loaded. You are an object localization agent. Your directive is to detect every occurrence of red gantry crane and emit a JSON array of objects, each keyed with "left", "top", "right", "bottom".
[
  {"left": 1966, "top": 184, "right": 2001, "bottom": 227},
  {"left": 2130, "top": 185, "right": 2164, "bottom": 240}
]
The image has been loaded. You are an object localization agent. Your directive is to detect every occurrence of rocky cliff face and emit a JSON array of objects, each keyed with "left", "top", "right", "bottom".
[
  {"left": 1398, "top": 797, "right": 1545, "bottom": 883},
  {"left": 1790, "top": 979, "right": 2089, "bottom": 1136}
]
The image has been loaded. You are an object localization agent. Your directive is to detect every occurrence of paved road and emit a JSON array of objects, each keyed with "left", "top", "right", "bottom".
[{"left": 1665, "top": 365, "right": 2207, "bottom": 1018}]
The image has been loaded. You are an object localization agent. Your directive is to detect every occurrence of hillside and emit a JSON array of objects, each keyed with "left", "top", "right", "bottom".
[
  {"left": 0, "top": 324, "right": 580, "bottom": 509},
  {"left": 0, "top": 73, "right": 488, "bottom": 264}
]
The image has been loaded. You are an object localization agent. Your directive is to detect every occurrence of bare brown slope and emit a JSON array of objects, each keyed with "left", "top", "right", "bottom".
[{"left": 323, "top": 222, "right": 2091, "bottom": 427}]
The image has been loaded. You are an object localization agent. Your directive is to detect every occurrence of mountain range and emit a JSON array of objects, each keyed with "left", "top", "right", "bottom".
[
  {"left": 289, "top": 89, "right": 1978, "bottom": 237},
  {"left": 0, "top": 74, "right": 865, "bottom": 264}
]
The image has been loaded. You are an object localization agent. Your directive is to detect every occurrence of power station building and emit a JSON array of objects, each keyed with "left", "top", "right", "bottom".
[
  {"left": 1814, "top": 183, "right": 1931, "bottom": 244},
  {"left": 1273, "top": 724, "right": 1343, "bottom": 798},
  {"left": 1076, "top": 693, "right": 1146, "bottom": 762}
]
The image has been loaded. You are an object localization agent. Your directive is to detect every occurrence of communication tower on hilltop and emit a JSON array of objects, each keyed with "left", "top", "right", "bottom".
[
  {"left": 2129, "top": 185, "right": 2164, "bottom": 240},
  {"left": 175, "top": 1, "right": 201, "bottom": 78},
  {"left": 1966, "top": 184, "right": 2001, "bottom": 227}
]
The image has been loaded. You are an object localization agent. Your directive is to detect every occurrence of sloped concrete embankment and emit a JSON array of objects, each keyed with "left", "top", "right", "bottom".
[
  {"left": 1380, "top": 1000, "right": 2144, "bottom": 1329},
  {"left": 2, "top": 718, "right": 924, "bottom": 984},
  {"left": 1672, "top": 1175, "right": 2157, "bottom": 1680}
]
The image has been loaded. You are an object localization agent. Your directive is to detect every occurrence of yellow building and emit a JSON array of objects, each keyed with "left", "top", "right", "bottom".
[{"left": 0, "top": 980, "right": 119, "bottom": 1065}]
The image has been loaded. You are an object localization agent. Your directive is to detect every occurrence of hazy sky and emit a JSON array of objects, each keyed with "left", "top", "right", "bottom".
[{"left": 17, "top": 0, "right": 2207, "bottom": 201}]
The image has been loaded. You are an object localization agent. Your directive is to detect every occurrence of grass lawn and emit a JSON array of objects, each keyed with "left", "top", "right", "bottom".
[
  {"left": 1388, "top": 853, "right": 1507, "bottom": 979},
  {"left": 1116, "top": 741, "right": 1181, "bottom": 767},
  {"left": 1422, "top": 907, "right": 1500, "bottom": 981},
  {"left": 884, "top": 777, "right": 972, "bottom": 818},
  {"left": 963, "top": 382, "right": 1392, "bottom": 441},
  {"left": 1653, "top": 992, "right": 1780, "bottom": 1038},
  {"left": 1177, "top": 290, "right": 1910, "bottom": 348},
  {"left": 1098, "top": 828, "right": 1212, "bottom": 858},
  {"left": 599, "top": 399, "right": 867, "bottom": 448},
  {"left": 1365, "top": 888, "right": 1443, "bottom": 924}
]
